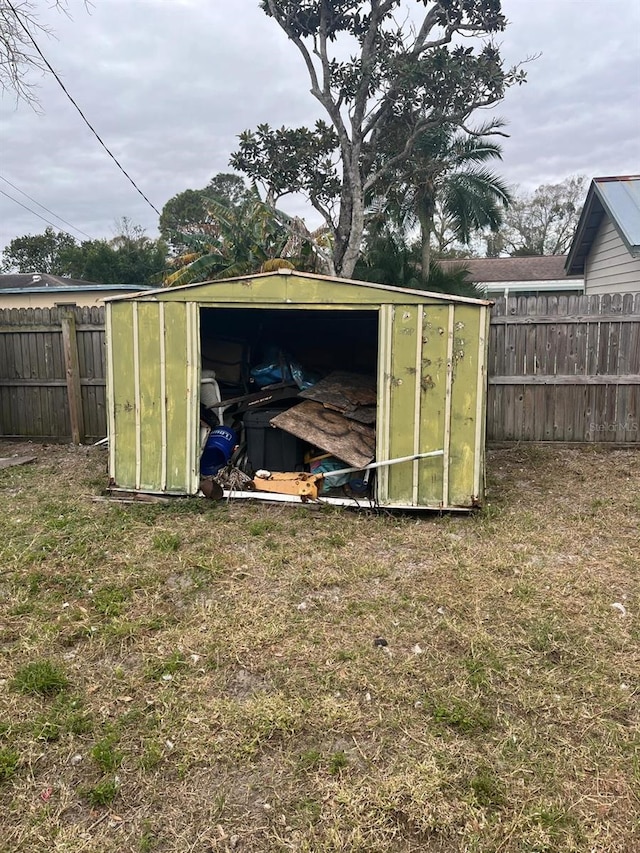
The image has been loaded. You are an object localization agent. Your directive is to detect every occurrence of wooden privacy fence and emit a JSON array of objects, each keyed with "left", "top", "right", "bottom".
[
  {"left": 0, "top": 306, "right": 106, "bottom": 443},
  {"left": 488, "top": 292, "right": 640, "bottom": 442},
  {"left": 1, "top": 294, "right": 639, "bottom": 444}
]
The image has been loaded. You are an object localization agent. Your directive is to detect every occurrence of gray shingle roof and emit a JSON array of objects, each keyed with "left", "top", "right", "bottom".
[{"left": 438, "top": 255, "right": 580, "bottom": 283}]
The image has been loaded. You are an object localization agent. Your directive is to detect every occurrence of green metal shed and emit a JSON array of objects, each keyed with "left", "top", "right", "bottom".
[{"left": 104, "top": 270, "right": 490, "bottom": 510}]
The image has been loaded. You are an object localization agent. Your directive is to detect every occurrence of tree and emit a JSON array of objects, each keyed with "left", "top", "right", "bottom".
[
  {"left": 231, "top": 1, "right": 525, "bottom": 278},
  {"left": 1, "top": 221, "right": 167, "bottom": 284},
  {"left": 159, "top": 174, "right": 252, "bottom": 253},
  {"left": 0, "top": 1, "right": 81, "bottom": 102},
  {"left": 486, "top": 175, "right": 587, "bottom": 256},
  {"left": 1, "top": 226, "right": 77, "bottom": 274},
  {"left": 163, "top": 186, "right": 321, "bottom": 287},
  {"left": 61, "top": 227, "right": 168, "bottom": 285},
  {"left": 370, "top": 120, "right": 511, "bottom": 283}
]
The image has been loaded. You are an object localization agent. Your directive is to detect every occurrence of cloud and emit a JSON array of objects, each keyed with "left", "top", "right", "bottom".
[{"left": 1, "top": 0, "right": 638, "bottom": 255}]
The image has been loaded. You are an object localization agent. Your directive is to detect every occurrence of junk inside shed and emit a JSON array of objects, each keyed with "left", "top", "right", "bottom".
[{"left": 198, "top": 307, "right": 380, "bottom": 501}]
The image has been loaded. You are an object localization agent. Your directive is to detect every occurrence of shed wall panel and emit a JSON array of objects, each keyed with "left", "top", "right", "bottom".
[
  {"left": 418, "top": 303, "right": 451, "bottom": 506},
  {"left": 137, "top": 302, "right": 164, "bottom": 490},
  {"left": 448, "top": 305, "right": 483, "bottom": 506},
  {"left": 110, "top": 302, "right": 137, "bottom": 488},
  {"left": 163, "top": 302, "right": 193, "bottom": 492},
  {"left": 387, "top": 304, "right": 421, "bottom": 503}
]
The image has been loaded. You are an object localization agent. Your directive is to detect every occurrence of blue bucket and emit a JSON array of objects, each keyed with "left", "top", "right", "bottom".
[{"left": 200, "top": 426, "right": 237, "bottom": 476}]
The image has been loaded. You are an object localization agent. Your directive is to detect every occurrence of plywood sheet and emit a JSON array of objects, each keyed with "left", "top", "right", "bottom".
[
  {"left": 301, "top": 371, "right": 377, "bottom": 423},
  {"left": 270, "top": 401, "right": 375, "bottom": 468}
]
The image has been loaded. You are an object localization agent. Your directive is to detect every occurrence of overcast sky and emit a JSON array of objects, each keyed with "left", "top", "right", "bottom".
[{"left": 0, "top": 0, "right": 639, "bottom": 254}]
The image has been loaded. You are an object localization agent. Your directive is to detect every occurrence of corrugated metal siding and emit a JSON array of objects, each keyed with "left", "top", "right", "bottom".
[
  {"left": 586, "top": 216, "right": 640, "bottom": 294},
  {"left": 107, "top": 301, "right": 199, "bottom": 494},
  {"left": 379, "top": 302, "right": 486, "bottom": 508}
]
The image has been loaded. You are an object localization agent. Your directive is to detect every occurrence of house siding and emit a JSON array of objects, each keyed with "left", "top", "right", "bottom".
[{"left": 585, "top": 215, "right": 640, "bottom": 294}]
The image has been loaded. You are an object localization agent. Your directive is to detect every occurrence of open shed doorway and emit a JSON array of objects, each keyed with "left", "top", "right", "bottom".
[{"left": 198, "top": 306, "right": 379, "bottom": 498}]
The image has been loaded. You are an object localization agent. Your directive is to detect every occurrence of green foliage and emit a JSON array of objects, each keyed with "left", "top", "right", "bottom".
[
  {"left": 430, "top": 699, "right": 494, "bottom": 734},
  {"left": 1, "top": 226, "right": 77, "bottom": 274},
  {"left": 146, "top": 651, "right": 188, "bottom": 680},
  {"left": 328, "top": 751, "right": 348, "bottom": 775},
  {"left": 11, "top": 660, "right": 69, "bottom": 696},
  {"left": 93, "top": 585, "right": 132, "bottom": 618},
  {"left": 0, "top": 748, "right": 19, "bottom": 784},
  {"left": 152, "top": 532, "right": 181, "bottom": 553},
  {"left": 159, "top": 173, "right": 253, "bottom": 253},
  {"left": 91, "top": 733, "right": 124, "bottom": 772},
  {"left": 163, "top": 185, "right": 321, "bottom": 286},
  {"left": 372, "top": 120, "right": 511, "bottom": 283},
  {"left": 1, "top": 219, "right": 167, "bottom": 285},
  {"left": 471, "top": 767, "right": 505, "bottom": 809},
  {"left": 353, "top": 222, "right": 479, "bottom": 296},
  {"left": 82, "top": 777, "right": 119, "bottom": 807}
]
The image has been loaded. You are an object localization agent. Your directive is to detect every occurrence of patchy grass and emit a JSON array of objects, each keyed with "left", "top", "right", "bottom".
[
  {"left": 0, "top": 441, "right": 638, "bottom": 852},
  {"left": 11, "top": 661, "right": 69, "bottom": 697}
]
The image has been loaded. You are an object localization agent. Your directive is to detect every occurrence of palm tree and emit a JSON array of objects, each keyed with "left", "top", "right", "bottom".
[
  {"left": 164, "top": 186, "right": 331, "bottom": 287},
  {"left": 375, "top": 121, "right": 512, "bottom": 285},
  {"left": 353, "top": 218, "right": 479, "bottom": 297}
]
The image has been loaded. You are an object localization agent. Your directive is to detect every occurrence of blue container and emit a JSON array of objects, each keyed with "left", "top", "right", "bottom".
[{"left": 200, "top": 426, "right": 237, "bottom": 476}]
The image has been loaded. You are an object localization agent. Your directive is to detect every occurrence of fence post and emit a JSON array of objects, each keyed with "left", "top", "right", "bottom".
[{"left": 60, "top": 310, "right": 85, "bottom": 444}]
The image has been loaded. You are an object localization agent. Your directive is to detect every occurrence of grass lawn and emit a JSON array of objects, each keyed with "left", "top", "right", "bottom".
[{"left": 0, "top": 441, "right": 638, "bottom": 852}]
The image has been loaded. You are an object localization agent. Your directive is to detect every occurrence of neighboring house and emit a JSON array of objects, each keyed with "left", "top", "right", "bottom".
[
  {"left": 439, "top": 255, "right": 584, "bottom": 297},
  {"left": 565, "top": 175, "right": 640, "bottom": 294},
  {"left": 0, "top": 273, "right": 154, "bottom": 309}
]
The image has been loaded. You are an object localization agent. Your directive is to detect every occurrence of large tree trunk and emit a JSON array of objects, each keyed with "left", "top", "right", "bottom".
[
  {"left": 333, "top": 157, "right": 366, "bottom": 279},
  {"left": 416, "top": 200, "right": 434, "bottom": 286}
]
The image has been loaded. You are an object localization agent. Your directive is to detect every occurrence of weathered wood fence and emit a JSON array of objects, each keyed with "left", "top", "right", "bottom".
[
  {"left": 0, "top": 306, "right": 106, "bottom": 443},
  {"left": 489, "top": 292, "right": 640, "bottom": 442},
  {"left": 1, "top": 294, "right": 639, "bottom": 443}
]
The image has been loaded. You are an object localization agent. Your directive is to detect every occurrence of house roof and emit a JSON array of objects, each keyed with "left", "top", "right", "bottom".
[
  {"left": 438, "top": 255, "right": 582, "bottom": 283},
  {"left": 565, "top": 175, "right": 640, "bottom": 275},
  {"left": 0, "top": 273, "right": 155, "bottom": 294}
]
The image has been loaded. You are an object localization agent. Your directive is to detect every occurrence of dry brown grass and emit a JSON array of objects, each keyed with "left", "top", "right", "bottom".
[{"left": 0, "top": 441, "right": 638, "bottom": 852}]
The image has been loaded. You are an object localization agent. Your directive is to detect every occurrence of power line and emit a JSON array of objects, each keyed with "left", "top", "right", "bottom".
[
  {"left": 0, "top": 187, "right": 78, "bottom": 238},
  {"left": 6, "top": 0, "right": 162, "bottom": 217},
  {"left": 0, "top": 174, "right": 93, "bottom": 240}
]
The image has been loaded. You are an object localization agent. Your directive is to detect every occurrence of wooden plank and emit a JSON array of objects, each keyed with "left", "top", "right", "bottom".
[
  {"left": 0, "top": 324, "right": 104, "bottom": 333},
  {"left": 61, "top": 311, "right": 85, "bottom": 443},
  {"left": 0, "top": 378, "right": 106, "bottom": 387},
  {"left": 271, "top": 401, "right": 375, "bottom": 469},
  {"left": 489, "top": 313, "right": 640, "bottom": 325},
  {"left": 489, "top": 375, "right": 640, "bottom": 386}
]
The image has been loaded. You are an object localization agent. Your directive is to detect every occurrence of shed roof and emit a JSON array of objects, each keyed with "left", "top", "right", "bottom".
[
  {"left": 565, "top": 175, "right": 640, "bottom": 274},
  {"left": 103, "top": 268, "right": 491, "bottom": 306}
]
